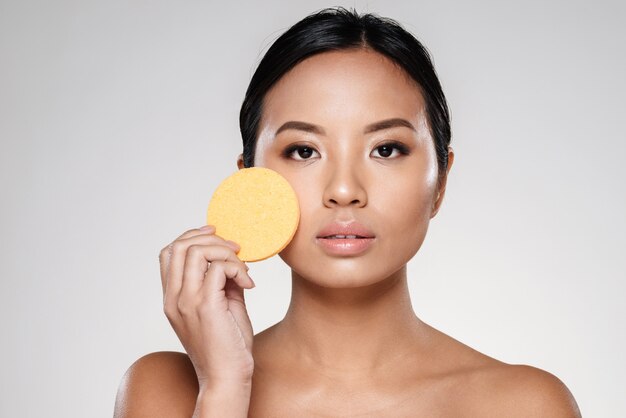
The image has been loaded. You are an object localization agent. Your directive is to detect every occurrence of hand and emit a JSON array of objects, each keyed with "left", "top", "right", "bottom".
[{"left": 159, "top": 225, "right": 256, "bottom": 390}]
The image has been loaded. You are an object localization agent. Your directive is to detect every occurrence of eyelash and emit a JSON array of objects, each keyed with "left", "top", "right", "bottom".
[
  {"left": 282, "top": 141, "right": 410, "bottom": 161},
  {"left": 281, "top": 144, "right": 318, "bottom": 161},
  {"left": 372, "top": 141, "right": 410, "bottom": 158}
]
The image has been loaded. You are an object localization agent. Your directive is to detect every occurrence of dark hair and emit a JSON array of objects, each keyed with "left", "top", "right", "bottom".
[{"left": 239, "top": 6, "right": 451, "bottom": 187}]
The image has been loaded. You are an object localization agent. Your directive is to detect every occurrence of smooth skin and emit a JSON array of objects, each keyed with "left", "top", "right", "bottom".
[{"left": 114, "top": 49, "right": 582, "bottom": 417}]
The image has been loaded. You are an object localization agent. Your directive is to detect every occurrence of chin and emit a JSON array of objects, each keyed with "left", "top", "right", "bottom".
[
  {"left": 277, "top": 227, "right": 426, "bottom": 288},
  {"left": 278, "top": 250, "right": 409, "bottom": 289}
]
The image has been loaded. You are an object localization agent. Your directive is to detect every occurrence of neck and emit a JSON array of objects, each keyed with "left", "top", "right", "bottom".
[{"left": 274, "top": 265, "right": 426, "bottom": 376}]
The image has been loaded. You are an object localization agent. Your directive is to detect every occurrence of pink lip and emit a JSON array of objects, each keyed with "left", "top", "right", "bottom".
[{"left": 315, "top": 220, "right": 376, "bottom": 256}]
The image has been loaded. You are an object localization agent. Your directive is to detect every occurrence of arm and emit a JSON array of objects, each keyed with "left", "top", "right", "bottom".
[
  {"left": 488, "top": 364, "right": 582, "bottom": 418},
  {"left": 113, "top": 351, "right": 252, "bottom": 418},
  {"left": 193, "top": 382, "right": 252, "bottom": 418}
]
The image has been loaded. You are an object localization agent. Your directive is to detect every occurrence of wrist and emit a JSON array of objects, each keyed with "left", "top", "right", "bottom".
[{"left": 193, "top": 382, "right": 252, "bottom": 418}]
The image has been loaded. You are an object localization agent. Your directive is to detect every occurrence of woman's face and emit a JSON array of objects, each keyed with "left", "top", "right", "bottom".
[{"left": 241, "top": 49, "right": 452, "bottom": 288}]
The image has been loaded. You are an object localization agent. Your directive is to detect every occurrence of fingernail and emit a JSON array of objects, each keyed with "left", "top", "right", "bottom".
[
  {"left": 249, "top": 277, "right": 256, "bottom": 288},
  {"left": 227, "top": 240, "right": 240, "bottom": 250},
  {"left": 200, "top": 225, "right": 213, "bottom": 230}
]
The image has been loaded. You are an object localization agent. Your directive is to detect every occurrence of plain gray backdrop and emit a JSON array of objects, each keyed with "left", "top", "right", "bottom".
[{"left": 1, "top": 0, "right": 624, "bottom": 416}]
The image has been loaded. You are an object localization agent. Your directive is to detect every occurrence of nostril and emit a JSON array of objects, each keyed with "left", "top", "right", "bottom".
[
  {"left": 326, "top": 198, "right": 363, "bottom": 207},
  {"left": 323, "top": 182, "right": 368, "bottom": 208}
]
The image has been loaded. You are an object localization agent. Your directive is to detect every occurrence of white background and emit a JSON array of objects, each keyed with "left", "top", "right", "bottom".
[{"left": 1, "top": 0, "right": 624, "bottom": 416}]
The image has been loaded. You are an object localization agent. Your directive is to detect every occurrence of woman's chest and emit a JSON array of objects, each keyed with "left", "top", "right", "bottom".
[{"left": 247, "top": 373, "right": 466, "bottom": 417}]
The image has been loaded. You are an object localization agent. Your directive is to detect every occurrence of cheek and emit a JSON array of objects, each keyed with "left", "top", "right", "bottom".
[
  {"left": 375, "top": 169, "right": 435, "bottom": 220},
  {"left": 288, "top": 174, "right": 320, "bottom": 233},
  {"left": 259, "top": 165, "right": 319, "bottom": 239},
  {"left": 373, "top": 171, "right": 436, "bottom": 259}
]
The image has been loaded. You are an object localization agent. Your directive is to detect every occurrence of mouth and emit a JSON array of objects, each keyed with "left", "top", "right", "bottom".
[
  {"left": 315, "top": 235, "right": 375, "bottom": 256},
  {"left": 320, "top": 234, "right": 370, "bottom": 239},
  {"left": 315, "top": 221, "right": 376, "bottom": 256}
]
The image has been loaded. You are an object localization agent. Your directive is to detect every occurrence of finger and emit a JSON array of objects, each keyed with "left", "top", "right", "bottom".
[
  {"left": 159, "top": 243, "right": 174, "bottom": 292},
  {"left": 179, "top": 225, "right": 242, "bottom": 252},
  {"left": 224, "top": 279, "right": 254, "bottom": 350},
  {"left": 202, "top": 260, "right": 255, "bottom": 301},
  {"left": 161, "top": 233, "right": 241, "bottom": 300},
  {"left": 159, "top": 225, "right": 219, "bottom": 285},
  {"left": 175, "top": 225, "right": 216, "bottom": 241},
  {"left": 180, "top": 244, "right": 246, "bottom": 302},
  {"left": 224, "top": 276, "right": 247, "bottom": 304}
]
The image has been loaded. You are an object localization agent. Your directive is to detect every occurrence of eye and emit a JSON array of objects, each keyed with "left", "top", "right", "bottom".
[
  {"left": 371, "top": 142, "right": 410, "bottom": 159},
  {"left": 282, "top": 144, "right": 320, "bottom": 161}
]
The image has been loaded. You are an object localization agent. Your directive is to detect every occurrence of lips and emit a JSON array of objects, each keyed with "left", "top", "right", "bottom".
[
  {"left": 316, "top": 221, "right": 375, "bottom": 239},
  {"left": 316, "top": 221, "right": 375, "bottom": 256}
]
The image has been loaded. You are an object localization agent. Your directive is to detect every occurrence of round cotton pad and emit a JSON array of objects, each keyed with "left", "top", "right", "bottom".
[{"left": 206, "top": 167, "right": 300, "bottom": 262}]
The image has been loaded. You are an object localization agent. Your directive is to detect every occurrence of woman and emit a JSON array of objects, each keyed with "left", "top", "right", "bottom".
[{"left": 114, "top": 7, "right": 581, "bottom": 417}]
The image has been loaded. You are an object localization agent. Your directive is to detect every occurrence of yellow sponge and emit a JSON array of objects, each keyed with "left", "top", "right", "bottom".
[{"left": 206, "top": 167, "right": 300, "bottom": 262}]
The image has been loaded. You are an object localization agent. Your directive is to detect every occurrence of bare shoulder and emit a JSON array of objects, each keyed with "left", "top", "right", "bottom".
[
  {"left": 113, "top": 351, "right": 199, "bottom": 418},
  {"left": 420, "top": 323, "right": 581, "bottom": 417},
  {"left": 466, "top": 363, "right": 582, "bottom": 417}
]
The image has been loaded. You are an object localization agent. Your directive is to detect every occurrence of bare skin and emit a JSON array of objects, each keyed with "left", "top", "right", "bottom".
[{"left": 114, "top": 49, "right": 581, "bottom": 417}]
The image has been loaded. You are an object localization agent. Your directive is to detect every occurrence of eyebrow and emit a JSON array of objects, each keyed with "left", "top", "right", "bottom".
[{"left": 273, "top": 118, "right": 417, "bottom": 137}]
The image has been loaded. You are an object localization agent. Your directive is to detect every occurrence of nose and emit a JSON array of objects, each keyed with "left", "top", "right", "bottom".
[{"left": 322, "top": 162, "right": 368, "bottom": 208}]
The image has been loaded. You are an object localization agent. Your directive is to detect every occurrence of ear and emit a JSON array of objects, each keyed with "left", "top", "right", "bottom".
[
  {"left": 430, "top": 146, "right": 454, "bottom": 219},
  {"left": 237, "top": 153, "right": 245, "bottom": 170}
]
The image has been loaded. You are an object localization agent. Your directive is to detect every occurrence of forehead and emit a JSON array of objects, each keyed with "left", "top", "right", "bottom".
[{"left": 260, "top": 49, "right": 427, "bottom": 128}]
